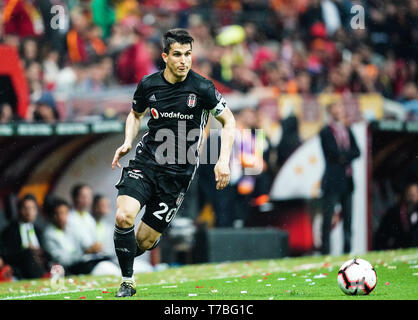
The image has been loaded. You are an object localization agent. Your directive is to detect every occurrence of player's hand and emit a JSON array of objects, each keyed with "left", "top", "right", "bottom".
[
  {"left": 214, "top": 160, "right": 230, "bottom": 190},
  {"left": 112, "top": 143, "right": 132, "bottom": 170}
]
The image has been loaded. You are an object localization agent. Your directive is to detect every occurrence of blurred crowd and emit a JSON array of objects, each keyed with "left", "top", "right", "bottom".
[
  {"left": 0, "top": 0, "right": 417, "bottom": 123},
  {"left": 0, "top": 184, "right": 155, "bottom": 282}
]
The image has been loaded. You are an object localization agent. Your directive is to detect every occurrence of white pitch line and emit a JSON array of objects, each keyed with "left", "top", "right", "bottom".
[
  {"left": 1, "top": 271, "right": 256, "bottom": 300},
  {"left": 2, "top": 288, "right": 97, "bottom": 300}
]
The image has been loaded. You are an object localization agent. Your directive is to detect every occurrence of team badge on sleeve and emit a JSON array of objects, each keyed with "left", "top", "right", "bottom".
[
  {"left": 215, "top": 89, "right": 222, "bottom": 101},
  {"left": 187, "top": 94, "right": 197, "bottom": 108},
  {"left": 211, "top": 97, "right": 227, "bottom": 117}
]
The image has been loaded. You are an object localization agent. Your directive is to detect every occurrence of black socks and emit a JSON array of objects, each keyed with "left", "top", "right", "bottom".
[
  {"left": 114, "top": 224, "right": 162, "bottom": 277},
  {"left": 114, "top": 225, "right": 136, "bottom": 278}
]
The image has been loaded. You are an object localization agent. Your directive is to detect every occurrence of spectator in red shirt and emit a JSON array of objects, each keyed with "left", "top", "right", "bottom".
[
  {"left": 3, "top": 0, "right": 43, "bottom": 38},
  {"left": 115, "top": 19, "right": 154, "bottom": 84}
]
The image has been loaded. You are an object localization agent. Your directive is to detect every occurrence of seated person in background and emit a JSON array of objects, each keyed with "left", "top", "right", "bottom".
[
  {"left": 375, "top": 182, "right": 418, "bottom": 250},
  {"left": 0, "top": 239, "right": 14, "bottom": 282},
  {"left": 68, "top": 183, "right": 103, "bottom": 256},
  {"left": 91, "top": 194, "right": 116, "bottom": 259},
  {"left": 0, "top": 194, "right": 49, "bottom": 279},
  {"left": 43, "top": 197, "right": 120, "bottom": 276},
  {"left": 33, "top": 92, "right": 60, "bottom": 123}
]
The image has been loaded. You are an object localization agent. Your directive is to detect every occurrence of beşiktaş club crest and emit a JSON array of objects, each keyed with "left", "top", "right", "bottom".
[
  {"left": 187, "top": 93, "right": 197, "bottom": 108},
  {"left": 150, "top": 108, "right": 159, "bottom": 119}
]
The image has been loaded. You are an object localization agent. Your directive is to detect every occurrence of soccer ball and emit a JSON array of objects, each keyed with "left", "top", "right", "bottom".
[{"left": 337, "top": 258, "right": 377, "bottom": 295}]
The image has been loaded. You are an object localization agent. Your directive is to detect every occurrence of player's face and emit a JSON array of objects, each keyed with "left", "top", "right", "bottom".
[{"left": 162, "top": 42, "right": 192, "bottom": 80}]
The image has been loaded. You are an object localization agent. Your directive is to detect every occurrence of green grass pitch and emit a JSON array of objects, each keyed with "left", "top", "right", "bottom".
[{"left": 0, "top": 248, "right": 417, "bottom": 300}]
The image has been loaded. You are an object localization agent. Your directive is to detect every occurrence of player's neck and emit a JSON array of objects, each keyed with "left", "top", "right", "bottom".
[{"left": 163, "top": 68, "right": 187, "bottom": 84}]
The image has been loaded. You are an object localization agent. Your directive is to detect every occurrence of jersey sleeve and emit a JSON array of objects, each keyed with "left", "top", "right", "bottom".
[
  {"left": 201, "top": 81, "right": 227, "bottom": 117},
  {"left": 131, "top": 80, "right": 148, "bottom": 113}
]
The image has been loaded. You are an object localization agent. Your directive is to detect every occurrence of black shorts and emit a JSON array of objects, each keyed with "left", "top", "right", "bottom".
[{"left": 115, "top": 159, "right": 191, "bottom": 233}]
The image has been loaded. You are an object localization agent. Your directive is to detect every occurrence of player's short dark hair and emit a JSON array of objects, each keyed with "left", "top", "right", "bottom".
[{"left": 162, "top": 28, "right": 194, "bottom": 54}]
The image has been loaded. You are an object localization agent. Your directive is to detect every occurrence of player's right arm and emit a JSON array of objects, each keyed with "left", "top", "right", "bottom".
[
  {"left": 112, "top": 79, "right": 149, "bottom": 170},
  {"left": 112, "top": 109, "right": 147, "bottom": 170}
]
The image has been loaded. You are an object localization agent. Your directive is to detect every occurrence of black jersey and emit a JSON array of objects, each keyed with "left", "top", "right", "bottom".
[{"left": 131, "top": 69, "right": 227, "bottom": 178}]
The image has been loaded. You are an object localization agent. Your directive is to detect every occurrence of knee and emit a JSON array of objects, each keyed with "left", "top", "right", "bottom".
[{"left": 115, "top": 209, "right": 135, "bottom": 228}]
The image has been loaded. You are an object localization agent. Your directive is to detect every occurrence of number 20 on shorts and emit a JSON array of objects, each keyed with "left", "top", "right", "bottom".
[{"left": 152, "top": 202, "right": 177, "bottom": 222}]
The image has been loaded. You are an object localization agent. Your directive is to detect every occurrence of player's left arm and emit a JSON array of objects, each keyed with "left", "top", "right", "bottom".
[
  {"left": 213, "top": 107, "right": 236, "bottom": 190},
  {"left": 202, "top": 80, "right": 236, "bottom": 190}
]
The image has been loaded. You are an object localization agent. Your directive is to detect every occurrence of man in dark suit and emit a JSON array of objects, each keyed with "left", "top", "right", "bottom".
[
  {"left": 319, "top": 102, "right": 360, "bottom": 255},
  {"left": 0, "top": 194, "right": 49, "bottom": 279}
]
